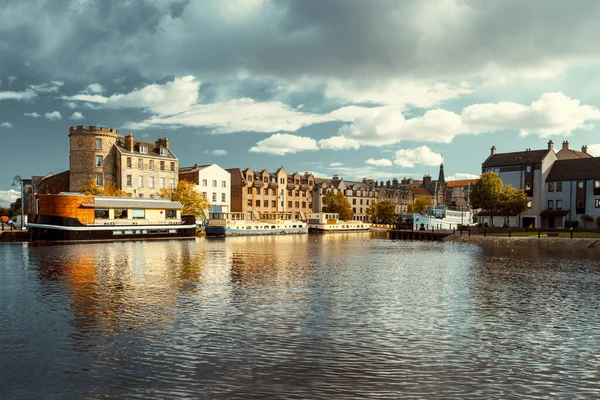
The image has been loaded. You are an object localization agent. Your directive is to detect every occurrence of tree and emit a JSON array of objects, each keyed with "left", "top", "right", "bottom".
[
  {"left": 412, "top": 197, "right": 433, "bottom": 214},
  {"left": 367, "top": 200, "right": 397, "bottom": 224},
  {"left": 80, "top": 179, "right": 130, "bottom": 197},
  {"left": 499, "top": 185, "right": 528, "bottom": 222},
  {"left": 159, "top": 179, "right": 209, "bottom": 220},
  {"left": 322, "top": 191, "right": 354, "bottom": 221},
  {"left": 471, "top": 172, "right": 528, "bottom": 226}
]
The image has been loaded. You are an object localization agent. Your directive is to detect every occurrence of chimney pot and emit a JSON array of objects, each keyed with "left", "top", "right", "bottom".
[
  {"left": 125, "top": 133, "right": 134, "bottom": 151},
  {"left": 491, "top": 146, "right": 497, "bottom": 156},
  {"left": 562, "top": 141, "right": 569, "bottom": 150},
  {"left": 548, "top": 140, "right": 554, "bottom": 151}
]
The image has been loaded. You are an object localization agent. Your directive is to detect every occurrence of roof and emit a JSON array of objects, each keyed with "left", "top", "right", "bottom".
[
  {"left": 446, "top": 179, "right": 478, "bottom": 188},
  {"left": 115, "top": 140, "right": 177, "bottom": 159},
  {"left": 555, "top": 148, "right": 593, "bottom": 160},
  {"left": 179, "top": 164, "right": 214, "bottom": 173},
  {"left": 482, "top": 149, "right": 550, "bottom": 168},
  {"left": 546, "top": 158, "right": 600, "bottom": 181},
  {"left": 540, "top": 209, "right": 569, "bottom": 216},
  {"left": 408, "top": 187, "right": 433, "bottom": 196},
  {"left": 82, "top": 197, "right": 183, "bottom": 209}
]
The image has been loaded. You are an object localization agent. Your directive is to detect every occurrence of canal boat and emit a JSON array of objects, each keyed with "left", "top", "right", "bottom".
[
  {"left": 28, "top": 194, "right": 197, "bottom": 241},
  {"left": 412, "top": 206, "right": 474, "bottom": 230},
  {"left": 307, "top": 212, "right": 371, "bottom": 232},
  {"left": 205, "top": 211, "right": 308, "bottom": 236}
]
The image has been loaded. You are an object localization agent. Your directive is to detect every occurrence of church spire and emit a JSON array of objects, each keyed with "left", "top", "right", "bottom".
[{"left": 438, "top": 163, "right": 445, "bottom": 184}]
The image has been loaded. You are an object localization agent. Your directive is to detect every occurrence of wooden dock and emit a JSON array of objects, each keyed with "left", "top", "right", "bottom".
[{"left": 389, "top": 229, "right": 452, "bottom": 241}]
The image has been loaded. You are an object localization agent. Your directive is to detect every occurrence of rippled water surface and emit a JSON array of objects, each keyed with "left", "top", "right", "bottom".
[{"left": 2, "top": 234, "right": 600, "bottom": 399}]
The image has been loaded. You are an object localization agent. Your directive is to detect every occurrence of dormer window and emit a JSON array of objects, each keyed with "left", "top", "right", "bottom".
[
  {"left": 140, "top": 145, "right": 148, "bottom": 154},
  {"left": 160, "top": 148, "right": 167, "bottom": 156}
]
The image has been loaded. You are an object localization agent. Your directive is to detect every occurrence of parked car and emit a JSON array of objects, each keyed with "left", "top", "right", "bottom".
[{"left": 7, "top": 215, "right": 27, "bottom": 228}]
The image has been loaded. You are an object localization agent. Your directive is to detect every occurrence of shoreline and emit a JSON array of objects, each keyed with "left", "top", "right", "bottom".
[{"left": 443, "top": 234, "right": 600, "bottom": 248}]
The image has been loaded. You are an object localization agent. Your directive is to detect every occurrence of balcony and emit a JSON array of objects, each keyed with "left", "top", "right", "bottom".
[
  {"left": 287, "top": 183, "right": 297, "bottom": 190},
  {"left": 269, "top": 182, "right": 279, "bottom": 189}
]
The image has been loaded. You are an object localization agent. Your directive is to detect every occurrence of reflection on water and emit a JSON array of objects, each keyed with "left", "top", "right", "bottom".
[{"left": 1, "top": 237, "right": 600, "bottom": 399}]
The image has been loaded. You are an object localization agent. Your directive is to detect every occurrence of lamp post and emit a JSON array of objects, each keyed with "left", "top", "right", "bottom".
[{"left": 11, "top": 175, "right": 24, "bottom": 230}]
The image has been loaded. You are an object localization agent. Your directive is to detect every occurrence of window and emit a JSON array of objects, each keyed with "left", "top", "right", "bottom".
[
  {"left": 139, "top": 193, "right": 144, "bottom": 198},
  {"left": 170, "top": 179, "right": 175, "bottom": 188},
  {"left": 557, "top": 182, "right": 562, "bottom": 192},
  {"left": 95, "top": 155, "right": 103, "bottom": 167},
  {"left": 126, "top": 157, "right": 132, "bottom": 168},
  {"left": 150, "top": 194, "right": 154, "bottom": 199},
  {"left": 548, "top": 182, "right": 554, "bottom": 192},
  {"left": 114, "top": 209, "right": 128, "bottom": 219},
  {"left": 578, "top": 180, "right": 584, "bottom": 189},
  {"left": 556, "top": 200, "right": 562, "bottom": 210},
  {"left": 212, "top": 180, "right": 217, "bottom": 187},
  {"left": 596, "top": 199, "right": 600, "bottom": 208},
  {"left": 595, "top": 180, "right": 600, "bottom": 189},
  {"left": 288, "top": 190, "right": 292, "bottom": 196},
  {"left": 96, "top": 173, "right": 104, "bottom": 186},
  {"left": 95, "top": 209, "right": 109, "bottom": 219},
  {"left": 140, "top": 145, "right": 148, "bottom": 154},
  {"left": 221, "top": 193, "right": 226, "bottom": 203},
  {"left": 166, "top": 209, "right": 177, "bottom": 219},
  {"left": 222, "top": 181, "right": 226, "bottom": 188},
  {"left": 160, "top": 148, "right": 167, "bottom": 156},
  {"left": 302, "top": 201, "right": 306, "bottom": 208},
  {"left": 138, "top": 176, "right": 144, "bottom": 188},
  {"left": 247, "top": 199, "right": 252, "bottom": 206},
  {"left": 263, "top": 200, "right": 268, "bottom": 207},
  {"left": 160, "top": 161, "right": 165, "bottom": 171},
  {"left": 202, "top": 192, "right": 207, "bottom": 199},
  {"left": 149, "top": 176, "right": 155, "bottom": 189},
  {"left": 138, "top": 158, "right": 143, "bottom": 169},
  {"left": 255, "top": 200, "right": 260, "bottom": 207},
  {"left": 149, "top": 160, "right": 154, "bottom": 170},
  {"left": 527, "top": 200, "right": 532, "bottom": 208},
  {"left": 548, "top": 200, "right": 553, "bottom": 209},
  {"left": 212, "top": 193, "right": 217, "bottom": 202},
  {"left": 247, "top": 188, "right": 252, "bottom": 194},
  {"left": 126, "top": 175, "right": 132, "bottom": 186},
  {"left": 160, "top": 177, "right": 165, "bottom": 189},
  {"left": 288, "top": 201, "right": 292, "bottom": 208},
  {"left": 308, "top": 203, "right": 312, "bottom": 209},
  {"left": 201, "top": 179, "right": 207, "bottom": 187},
  {"left": 132, "top": 209, "right": 145, "bottom": 219},
  {"left": 295, "top": 201, "right": 300, "bottom": 208},
  {"left": 352, "top": 199, "right": 356, "bottom": 205},
  {"left": 170, "top": 162, "right": 175, "bottom": 172},
  {"left": 271, "top": 200, "right": 276, "bottom": 207},
  {"left": 526, "top": 165, "right": 531, "bottom": 173},
  {"left": 280, "top": 178, "right": 285, "bottom": 184},
  {"left": 95, "top": 138, "right": 102, "bottom": 149}
]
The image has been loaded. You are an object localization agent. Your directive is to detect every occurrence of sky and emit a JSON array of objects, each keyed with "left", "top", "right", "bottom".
[{"left": 3, "top": 0, "right": 600, "bottom": 207}]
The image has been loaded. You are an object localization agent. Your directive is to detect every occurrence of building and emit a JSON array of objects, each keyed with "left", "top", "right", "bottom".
[
  {"left": 69, "top": 126, "right": 179, "bottom": 198},
  {"left": 445, "top": 179, "right": 477, "bottom": 208},
  {"left": 179, "top": 164, "right": 231, "bottom": 213},
  {"left": 314, "top": 175, "right": 377, "bottom": 221}
]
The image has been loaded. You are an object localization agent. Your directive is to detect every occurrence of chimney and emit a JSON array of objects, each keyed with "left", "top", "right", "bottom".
[
  {"left": 562, "top": 140, "right": 569, "bottom": 151},
  {"left": 392, "top": 178, "right": 399, "bottom": 188},
  {"left": 582, "top": 145, "right": 588, "bottom": 154},
  {"left": 548, "top": 140, "right": 554, "bottom": 151},
  {"left": 491, "top": 146, "right": 496, "bottom": 156},
  {"left": 125, "top": 133, "right": 134, "bottom": 151},
  {"left": 156, "top": 137, "right": 169, "bottom": 149},
  {"left": 332, "top": 174, "right": 340, "bottom": 182}
]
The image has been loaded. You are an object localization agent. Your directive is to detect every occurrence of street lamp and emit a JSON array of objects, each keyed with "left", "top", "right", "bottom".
[{"left": 11, "top": 175, "right": 24, "bottom": 230}]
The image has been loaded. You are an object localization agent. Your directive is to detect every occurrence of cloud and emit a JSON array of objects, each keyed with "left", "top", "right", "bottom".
[
  {"left": 250, "top": 133, "right": 318, "bottom": 155},
  {"left": 7, "top": 76, "right": 16, "bottom": 86},
  {"left": 446, "top": 173, "right": 479, "bottom": 181},
  {"left": 1, "top": 122, "right": 13, "bottom": 128},
  {"left": 64, "top": 102, "right": 78, "bottom": 109},
  {"left": 62, "top": 76, "right": 200, "bottom": 115},
  {"left": 318, "top": 136, "right": 361, "bottom": 150},
  {"left": 329, "top": 162, "right": 344, "bottom": 167},
  {"left": 69, "top": 112, "right": 84, "bottom": 120},
  {"left": 44, "top": 111, "right": 62, "bottom": 121},
  {"left": 24, "top": 112, "right": 41, "bottom": 118},
  {"left": 29, "top": 81, "right": 64, "bottom": 93},
  {"left": 84, "top": 83, "right": 105, "bottom": 94},
  {"left": 366, "top": 158, "right": 393, "bottom": 167},
  {"left": 394, "top": 146, "right": 443, "bottom": 168},
  {"left": 211, "top": 149, "right": 227, "bottom": 156},
  {"left": 0, "top": 189, "right": 20, "bottom": 207},
  {"left": 0, "top": 89, "right": 37, "bottom": 101},
  {"left": 586, "top": 144, "right": 600, "bottom": 157}
]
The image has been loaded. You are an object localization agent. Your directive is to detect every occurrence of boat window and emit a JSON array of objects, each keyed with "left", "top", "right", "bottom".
[
  {"left": 132, "top": 209, "right": 145, "bottom": 219},
  {"left": 114, "top": 209, "right": 128, "bottom": 219},
  {"left": 246, "top": 226, "right": 252, "bottom": 229},
  {"left": 165, "top": 209, "right": 177, "bottom": 219},
  {"left": 271, "top": 225, "right": 276, "bottom": 229},
  {"left": 95, "top": 209, "right": 109, "bottom": 219}
]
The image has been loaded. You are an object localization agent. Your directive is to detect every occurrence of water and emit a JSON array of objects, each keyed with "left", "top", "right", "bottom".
[{"left": 1, "top": 234, "right": 600, "bottom": 399}]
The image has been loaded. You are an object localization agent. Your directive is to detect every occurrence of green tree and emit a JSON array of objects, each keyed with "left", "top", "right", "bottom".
[
  {"left": 412, "top": 197, "right": 433, "bottom": 214},
  {"left": 322, "top": 191, "right": 354, "bottom": 221},
  {"left": 159, "top": 179, "right": 209, "bottom": 220},
  {"left": 499, "top": 185, "right": 528, "bottom": 223},
  {"left": 471, "top": 172, "right": 528, "bottom": 226},
  {"left": 367, "top": 200, "right": 397, "bottom": 224}
]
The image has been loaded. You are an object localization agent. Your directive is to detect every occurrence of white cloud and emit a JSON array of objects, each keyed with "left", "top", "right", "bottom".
[
  {"left": 250, "top": 133, "right": 318, "bottom": 155},
  {"left": 211, "top": 149, "right": 227, "bottom": 156},
  {"left": 84, "top": 83, "right": 105, "bottom": 94},
  {"left": 62, "top": 76, "right": 200, "bottom": 116},
  {"left": 29, "top": 81, "right": 64, "bottom": 93},
  {"left": 1, "top": 122, "right": 13, "bottom": 128},
  {"left": 366, "top": 158, "right": 392, "bottom": 167},
  {"left": 69, "top": 112, "right": 84, "bottom": 120},
  {"left": 586, "top": 144, "right": 600, "bottom": 157},
  {"left": 7, "top": 76, "right": 16, "bottom": 86},
  {"left": 446, "top": 173, "right": 479, "bottom": 181},
  {"left": 318, "top": 136, "right": 361, "bottom": 150},
  {"left": 394, "top": 146, "right": 443, "bottom": 168},
  {"left": 44, "top": 111, "right": 62, "bottom": 121},
  {"left": 24, "top": 112, "right": 41, "bottom": 118},
  {"left": 329, "top": 162, "right": 344, "bottom": 167},
  {"left": 0, "top": 89, "right": 37, "bottom": 101},
  {"left": 0, "top": 189, "right": 20, "bottom": 207}
]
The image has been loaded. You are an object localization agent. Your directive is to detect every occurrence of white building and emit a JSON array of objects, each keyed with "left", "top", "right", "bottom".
[{"left": 179, "top": 164, "right": 231, "bottom": 214}]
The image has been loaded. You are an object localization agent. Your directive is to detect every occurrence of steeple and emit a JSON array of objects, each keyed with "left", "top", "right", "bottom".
[{"left": 438, "top": 163, "right": 445, "bottom": 184}]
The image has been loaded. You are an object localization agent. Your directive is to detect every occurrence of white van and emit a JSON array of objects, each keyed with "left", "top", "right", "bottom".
[{"left": 7, "top": 215, "right": 27, "bottom": 228}]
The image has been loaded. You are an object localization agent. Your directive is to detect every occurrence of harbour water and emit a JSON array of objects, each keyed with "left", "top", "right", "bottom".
[{"left": 1, "top": 234, "right": 600, "bottom": 399}]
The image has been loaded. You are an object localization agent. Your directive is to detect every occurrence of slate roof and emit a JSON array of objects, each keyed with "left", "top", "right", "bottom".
[
  {"left": 179, "top": 164, "right": 212, "bottom": 173},
  {"left": 408, "top": 187, "right": 433, "bottom": 196},
  {"left": 555, "top": 148, "right": 593, "bottom": 160},
  {"left": 82, "top": 197, "right": 183, "bottom": 209},
  {"left": 546, "top": 158, "right": 600, "bottom": 181},
  {"left": 115, "top": 140, "right": 177, "bottom": 159},
  {"left": 482, "top": 149, "right": 550, "bottom": 168}
]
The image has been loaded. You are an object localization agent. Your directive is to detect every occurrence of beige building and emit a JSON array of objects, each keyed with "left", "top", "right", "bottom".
[
  {"left": 68, "top": 126, "right": 178, "bottom": 198},
  {"left": 314, "top": 175, "right": 378, "bottom": 222}
]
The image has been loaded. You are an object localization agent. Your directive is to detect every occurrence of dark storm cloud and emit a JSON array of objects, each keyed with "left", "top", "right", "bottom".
[{"left": 2, "top": 0, "right": 600, "bottom": 83}]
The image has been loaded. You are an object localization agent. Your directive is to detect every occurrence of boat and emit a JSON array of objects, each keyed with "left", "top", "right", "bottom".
[
  {"left": 205, "top": 211, "right": 308, "bottom": 236},
  {"left": 412, "top": 206, "right": 474, "bottom": 230},
  {"left": 307, "top": 212, "right": 371, "bottom": 232},
  {"left": 28, "top": 194, "right": 197, "bottom": 241}
]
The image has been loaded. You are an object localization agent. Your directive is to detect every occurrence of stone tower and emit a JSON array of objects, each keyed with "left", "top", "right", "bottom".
[{"left": 69, "top": 126, "right": 119, "bottom": 192}]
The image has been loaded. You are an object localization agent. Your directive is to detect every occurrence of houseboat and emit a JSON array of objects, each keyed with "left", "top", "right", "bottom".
[
  {"left": 412, "top": 206, "right": 474, "bottom": 230},
  {"left": 307, "top": 213, "right": 371, "bottom": 232},
  {"left": 28, "top": 194, "right": 196, "bottom": 241},
  {"left": 205, "top": 211, "right": 307, "bottom": 236}
]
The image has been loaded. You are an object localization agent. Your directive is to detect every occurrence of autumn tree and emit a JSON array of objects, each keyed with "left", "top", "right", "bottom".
[
  {"left": 159, "top": 179, "right": 209, "bottom": 220},
  {"left": 80, "top": 179, "right": 130, "bottom": 197},
  {"left": 471, "top": 172, "right": 528, "bottom": 226},
  {"left": 409, "top": 197, "right": 433, "bottom": 214},
  {"left": 366, "top": 199, "right": 397, "bottom": 224},
  {"left": 322, "top": 191, "right": 354, "bottom": 221}
]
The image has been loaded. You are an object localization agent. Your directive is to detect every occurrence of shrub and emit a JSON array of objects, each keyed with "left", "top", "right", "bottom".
[
  {"left": 565, "top": 220, "right": 579, "bottom": 229},
  {"left": 581, "top": 214, "right": 593, "bottom": 222}
]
